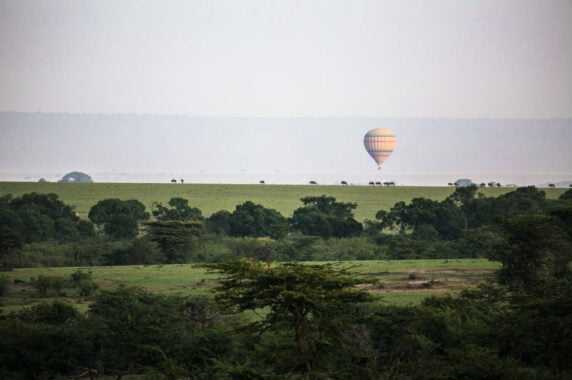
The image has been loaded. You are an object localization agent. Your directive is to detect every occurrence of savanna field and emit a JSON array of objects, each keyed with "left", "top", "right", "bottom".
[
  {"left": 1, "top": 181, "right": 560, "bottom": 220},
  {"left": 0, "top": 182, "right": 566, "bottom": 311},
  {"left": 1, "top": 182, "right": 571, "bottom": 379}
]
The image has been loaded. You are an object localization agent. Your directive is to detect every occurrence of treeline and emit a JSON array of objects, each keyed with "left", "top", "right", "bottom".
[{"left": 1, "top": 187, "right": 572, "bottom": 267}]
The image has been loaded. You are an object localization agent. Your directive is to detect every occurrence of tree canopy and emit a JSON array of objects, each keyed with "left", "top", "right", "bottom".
[
  {"left": 290, "top": 195, "right": 362, "bottom": 238},
  {"left": 88, "top": 199, "right": 149, "bottom": 239}
]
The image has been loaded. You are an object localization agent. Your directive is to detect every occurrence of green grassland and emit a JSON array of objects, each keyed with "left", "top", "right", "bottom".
[
  {"left": 0, "top": 182, "right": 561, "bottom": 311},
  {"left": 2, "top": 181, "right": 563, "bottom": 222},
  {"left": 1, "top": 259, "right": 500, "bottom": 312}
]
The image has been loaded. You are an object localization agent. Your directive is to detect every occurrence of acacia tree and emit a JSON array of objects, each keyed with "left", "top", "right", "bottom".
[
  {"left": 144, "top": 220, "right": 204, "bottom": 263},
  {"left": 203, "top": 259, "right": 374, "bottom": 377}
]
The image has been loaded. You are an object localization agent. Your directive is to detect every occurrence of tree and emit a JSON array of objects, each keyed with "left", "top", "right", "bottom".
[
  {"left": 104, "top": 214, "right": 140, "bottom": 239},
  {"left": 0, "top": 193, "right": 89, "bottom": 244},
  {"left": 228, "top": 201, "right": 288, "bottom": 239},
  {"left": 88, "top": 199, "right": 149, "bottom": 237},
  {"left": 205, "top": 210, "right": 232, "bottom": 235},
  {"left": 152, "top": 197, "right": 204, "bottom": 221},
  {"left": 88, "top": 287, "right": 192, "bottom": 377},
  {"left": 376, "top": 198, "right": 464, "bottom": 240},
  {"left": 559, "top": 188, "right": 572, "bottom": 201},
  {"left": 203, "top": 259, "right": 374, "bottom": 377},
  {"left": 490, "top": 214, "right": 572, "bottom": 294},
  {"left": 290, "top": 195, "right": 362, "bottom": 238},
  {"left": 144, "top": 220, "right": 204, "bottom": 263},
  {"left": 447, "top": 184, "right": 479, "bottom": 231}
]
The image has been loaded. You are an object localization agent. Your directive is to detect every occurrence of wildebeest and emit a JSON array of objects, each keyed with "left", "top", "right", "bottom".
[
  {"left": 171, "top": 179, "right": 177, "bottom": 183},
  {"left": 383, "top": 181, "right": 395, "bottom": 186},
  {"left": 369, "top": 181, "right": 375, "bottom": 186},
  {"left": 309, "top": 181, "right": 318, "bottom": 185},
  {"left": 259, "top": 180, "right": 265, "bottom": 184},
  {"left": 341, "top": 181, "right": 348, "bottom": 186}
]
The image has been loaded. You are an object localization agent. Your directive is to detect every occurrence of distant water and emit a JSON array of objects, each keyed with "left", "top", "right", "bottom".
[{"left": 1, "top": 171, "right": 570, "bottom": 188}]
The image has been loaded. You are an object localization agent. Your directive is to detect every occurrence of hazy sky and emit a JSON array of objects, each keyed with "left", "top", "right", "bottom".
[
  {"left": 1, "top": 113, "right": 571, "bottom": 186},
  {"left": 1, "top": 0, "right": 571, "bottom": 118}
]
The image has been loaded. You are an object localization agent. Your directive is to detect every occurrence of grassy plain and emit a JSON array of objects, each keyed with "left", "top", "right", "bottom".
[
  {"left": 1, "top": 259, "right": 500, "bottom": 312},
  {"left": 0, "top": 182, "right": 560, "bottom": 311},
  {"left": 2, "top": 181, "right": 563, "bottom": 222}
]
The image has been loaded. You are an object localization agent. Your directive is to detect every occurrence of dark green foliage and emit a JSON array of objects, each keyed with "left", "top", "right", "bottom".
[
  {"left": 203, "top": 259, "right": 374, "bottom": 377},
  {"left": 87, "top": 286, "right": 243, "bottom": 377},
  {"left": 0, "top": 275, "right": 9, "bottom": 297},
  {"left": 144, "top": 220, "right": 204, "bottom": 263},
  {"left": 88, "top": 198, "right": 149, "bottom": 235},
  {"left": 0, "top": 302, "right": 92, "bottom": 378},
  {"left": 11, "top": 300, "right": 81, "bottom": 324},
  {"left": 0, "top": 185, "right": 571, "bottom": 378},
  {"left": 152, "top": 197, "right": 204, "bottom": 221},
  {"left": 376, "top": 198, "right": 465, "bottom": 240},
  {"left": 490, "top": 213, "right": 572, "bottom": 294},
  {"left": 290, "top": 195, "right": 363, "bottom": 238},
  {"left": 107, "top": 237, "right": 164, "bottom": 265},
  {"left": 88, "top": 286, "right": 187, "bottom": 374},
  {"left": 205, "top": 209, "right": 232, "bottom": 235},
  {"left": 9, "top": 192, "right": 78, "bottom": 221},
  {"left": 228, "top": 201, "right": 289, "bottom": 239},
  {"left": 30, "top": 275, "right": 66, "bottom": 297},
  {"left": 0, "top": 193, "right": 89, "bottom": 247},
  {"left": 70, "top": 269, "right": 99, "bottom": 296},
  {"left": 76, "top": 219, "right": 95, "bottom": 237},
  {"left": 103, "top": 213, "right": 140, "bottom": 239},
  {"left": 559, "top": 188, "right": 572, "bottom": 201}
]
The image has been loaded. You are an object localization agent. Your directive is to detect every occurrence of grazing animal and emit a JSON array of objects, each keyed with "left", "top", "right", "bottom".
[
  {"left": 341, "top": 181, "right": 348, "bottom": 185},
  {"left": 309, "top": 181, "right": 318, "bottom": 185},
  {"left": 171, "top": 179, "right": 177, "bottom": 183},
  {"left": 369, "top": 181, "right": 375, "bottom": 186},
  {"left": 259, "top": 180, "right": 265, "bottom": 184}
]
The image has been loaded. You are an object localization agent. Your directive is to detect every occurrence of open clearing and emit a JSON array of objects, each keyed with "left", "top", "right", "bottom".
[
  {"left": 0, "top": 259, "right": 500, "bottom": 312},
  {"left": 2, "top": 182, "right": 563, "bottom": 222}
]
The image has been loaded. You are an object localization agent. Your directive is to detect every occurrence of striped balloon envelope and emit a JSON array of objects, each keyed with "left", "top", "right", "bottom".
[{"left": 363, "top": 128, "right": 397, "bottom": 170}]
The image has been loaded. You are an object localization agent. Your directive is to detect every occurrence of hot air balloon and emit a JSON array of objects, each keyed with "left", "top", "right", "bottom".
[{"left": 364, "top": 128, "right": 396, "bottom": 170}]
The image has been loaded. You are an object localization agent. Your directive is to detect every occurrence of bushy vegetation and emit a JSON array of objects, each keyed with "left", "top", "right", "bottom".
[
  {"left": 2, "top": 187, "right": 572, "bottom": 267},
  {"left": 0, "top": 186, "right": 571, "bottom": 378},
  {"left": 1, "top": 257, "right": 570, "bottom": 378}
]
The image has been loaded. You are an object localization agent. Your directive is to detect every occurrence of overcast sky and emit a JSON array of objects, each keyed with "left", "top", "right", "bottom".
[
  {"left": 1, "top": 0, "right": 571, "bottom": 118},
  {"left": 1, "top": 1, "right": 571, "bottom": 185}
]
